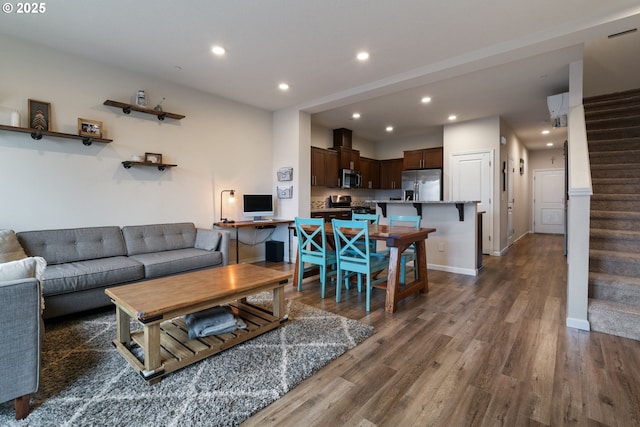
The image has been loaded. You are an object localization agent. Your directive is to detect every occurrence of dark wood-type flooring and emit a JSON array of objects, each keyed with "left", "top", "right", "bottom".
[{"left": 243, "top": 233, "right": 640, "bottom": 426}]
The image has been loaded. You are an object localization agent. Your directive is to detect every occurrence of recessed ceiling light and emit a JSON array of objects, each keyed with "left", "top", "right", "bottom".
[
  {"left": 448, "top": 115, "right": 457, "bottom": 121},
  {"left": 211, "top": 45, "right": 226, "bottom": 56},
  {"left": 546, "top": 142, "right": 554, "bottom": 146},
  {"left": 356, "top": 51, "right": 370, "bottom": 61},
  {"left": 278, "top": 82, "right": 290, "bottom": 91},
  {"left": 542, "top": 130, "right": 550, "bottom": 135},
  {"left": 386, "top": 126, "right": 394, "bottom": 132},
  {"left": 352, "top": 113, "right": 361, "bottom": 119},
  {"left": 421, "top": 96, "right": 432, "bottom": 104}
]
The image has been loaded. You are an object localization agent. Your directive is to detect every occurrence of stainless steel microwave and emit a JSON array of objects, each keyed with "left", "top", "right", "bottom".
[{"left": 341, "top": 169, "right": 361, "bottom": 189}]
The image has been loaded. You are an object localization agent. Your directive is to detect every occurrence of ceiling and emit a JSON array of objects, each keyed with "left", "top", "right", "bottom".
[{"left": 1, "top": 1, "right": 639, "bottom": 150}]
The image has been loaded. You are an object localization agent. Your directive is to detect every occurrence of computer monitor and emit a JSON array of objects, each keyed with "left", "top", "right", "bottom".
[{"left": 242, "top": 194, "right": 274, "bottom": 220}]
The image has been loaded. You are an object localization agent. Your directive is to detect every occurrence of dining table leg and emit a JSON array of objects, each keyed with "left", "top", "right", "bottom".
[
  {"left": 292, "top": 251, "right": 302, "bottom": 289},
  {"left": 415, "top": 239, "right": 429, "bottom": 293},
  {"left": 385, "top": 246, "right": 401, "bottom": 313}
]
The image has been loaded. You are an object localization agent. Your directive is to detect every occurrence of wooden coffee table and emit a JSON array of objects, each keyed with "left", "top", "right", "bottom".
[{"left": 105, "top": 264, "right": 290, "bottom": 384}]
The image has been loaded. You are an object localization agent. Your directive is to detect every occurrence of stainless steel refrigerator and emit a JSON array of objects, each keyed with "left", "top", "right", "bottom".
[{"left": 401, "top": 169, "right": 443, "bottom": 201}]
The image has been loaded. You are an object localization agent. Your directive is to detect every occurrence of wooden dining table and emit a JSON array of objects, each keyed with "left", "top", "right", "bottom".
[{"left": 293, "top": 223, "right": 436, "bottom": 313}]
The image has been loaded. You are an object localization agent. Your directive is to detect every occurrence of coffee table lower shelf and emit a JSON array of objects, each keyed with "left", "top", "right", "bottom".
[{"left": 112, "top": 301, "right": 286, "bottom": 384}]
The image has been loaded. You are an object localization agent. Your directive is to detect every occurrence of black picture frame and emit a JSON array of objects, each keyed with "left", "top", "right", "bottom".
[{"left": 28, "top": 99, "right": 51, "bottom": 131}]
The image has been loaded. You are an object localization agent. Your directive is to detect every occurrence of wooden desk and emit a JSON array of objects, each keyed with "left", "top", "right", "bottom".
[
  {"left": 294, "top": 224, "right": 436, "bottom": 313},
  {"left": 214, "top": 219, "right": 294, "bottom": 264}
]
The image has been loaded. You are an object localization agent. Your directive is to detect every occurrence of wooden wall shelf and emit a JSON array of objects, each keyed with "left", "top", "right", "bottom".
[
  {"left": 104, "top": 100, "right": 185, "bottom": 121},
  {"left": 0, "top": 124, "right": 112, "bottom": 146},
  {"left": 122, "top": 161, "right": 177, "bottom": 171}
]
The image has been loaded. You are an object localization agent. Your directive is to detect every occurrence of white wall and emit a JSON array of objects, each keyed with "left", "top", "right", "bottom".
[
  {"left": 500, "top": 122, "right": 531, "bottom": 248},
  {"left": 584, "top": 30, "right": 640, "bottom": 97},
  {"left": 443, "top": 116, "right": 501, "bottom": 254},
  {"left": 0, "top": 35, "right": 274, "bottom": 238},
  {"left": 310, "top": 123, "right": 333, "bottom": 149},
  {"left": 271, "top": 109, "right": 310, "bottom": 263}
]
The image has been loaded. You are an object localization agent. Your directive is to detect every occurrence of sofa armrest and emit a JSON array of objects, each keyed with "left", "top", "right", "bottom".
[
  {"left": 195, "top": 229, "right": 231, "bottom": 266},
  {"left": 0, "top": 278, "right": 41, "bottom": 405}
]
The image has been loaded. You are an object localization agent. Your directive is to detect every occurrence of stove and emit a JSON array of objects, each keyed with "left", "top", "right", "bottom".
[
  {"left": 327, "top": 195, "right": 352, "bottom": 208},
  {"left": 351, "top": 206, "right": 373, "bottom": 214},
  {"left": 327, "top": 195, "right": 375, "bottom": 215}
]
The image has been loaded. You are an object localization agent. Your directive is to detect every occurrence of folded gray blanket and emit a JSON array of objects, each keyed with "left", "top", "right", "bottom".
[{"left": 184, "top": 306, "right": 247, "bottom": 339}]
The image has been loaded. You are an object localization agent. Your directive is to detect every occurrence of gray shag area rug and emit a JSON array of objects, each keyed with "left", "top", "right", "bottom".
[{"left": 0, "top": 295, "right": 374, "bottom": 426}]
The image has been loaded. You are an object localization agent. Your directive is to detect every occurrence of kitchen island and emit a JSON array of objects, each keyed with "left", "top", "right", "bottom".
[{"left": 366, "top": 200, "right": 481, "bottom": 276}]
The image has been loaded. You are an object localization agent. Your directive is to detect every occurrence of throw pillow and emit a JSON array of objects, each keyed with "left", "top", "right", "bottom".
[
  {"left": 195, "top": 229, "right": 222, "bottom": 251},
  {"left": 0, "top": 256, "right": 46, "bottom": 282},
  {"left": 0, "top": 229, "right": 28, "bottom": 262},
  {"left": 0, "top": 256, "right": 47, "bottom": 312}
]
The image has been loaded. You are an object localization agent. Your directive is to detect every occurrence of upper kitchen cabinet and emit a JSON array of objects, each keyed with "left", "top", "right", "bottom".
[
  {"left": 337, "top": 147, "right": 360, "bottom": 171},
  {"left": 403, "top": 147, "right": 443, "bottom": 170},
  {"left": 333, "top": 128, "right": 360, "bottom": 171},
  {"left": 379, "top": 158, "right": 403, "bottom": 189},
  {"left": 360, "top": 157, "right": 380, "bottom": 190},
  {"left": 311, "top": 147, "right": 339, "bottom": 187}
]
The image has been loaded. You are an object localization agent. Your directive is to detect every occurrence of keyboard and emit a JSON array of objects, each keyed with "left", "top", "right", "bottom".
[{"left": 253, "top": 219, "right": 274, "bottom": 223}]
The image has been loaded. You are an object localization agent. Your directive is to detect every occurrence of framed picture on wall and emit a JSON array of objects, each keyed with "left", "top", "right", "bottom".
[
  {"left": 28, "top": 99, "right": 51, "bottom": 131},
  {"left": 145, "top": 152, "right": 162, "bottom": 164},
  {"left": 78, "top": 118, "right": 103, "bottom": 138}
]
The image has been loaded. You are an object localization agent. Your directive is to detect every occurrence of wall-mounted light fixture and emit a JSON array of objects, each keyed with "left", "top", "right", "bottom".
[{"left": 220, "top": 189, "right": 235, "bottom": 223}]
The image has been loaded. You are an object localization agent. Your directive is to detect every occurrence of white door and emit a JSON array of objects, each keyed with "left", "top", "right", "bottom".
[
  {"left": 507, "top": 157, "right": 515, "bottom": 246},
  {"left": 533, "top": 168, "right": 565, "bottom": 234},
  {"left": 451, "top": 150, "right": 493, "bottom": 254}
]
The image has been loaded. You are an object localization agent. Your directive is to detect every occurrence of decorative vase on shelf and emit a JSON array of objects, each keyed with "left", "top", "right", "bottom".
[
  {"left": 10, "top": 111, "right": 20, "bottom": 127},
  {"left": 135, "top": 90, "right": 148, "bottom": 107}
]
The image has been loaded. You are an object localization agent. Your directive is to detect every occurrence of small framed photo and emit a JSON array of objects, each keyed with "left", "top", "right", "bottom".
[
  {"left": 28, "top": 99, "right": 51, "bottom": 131},
  {"left": 145, "top": 152, "right": 162, "bottom": 164},
  {"left": 78, "top": 118, "right": 103, "bottom": 138}
]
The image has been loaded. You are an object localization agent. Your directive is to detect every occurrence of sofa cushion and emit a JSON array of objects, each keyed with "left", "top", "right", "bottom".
[
  {"left": 122, "top": 223, "right": 197, "bottom": 256},
  {"left": 17, "top": 226, "right": 127, "bottom": 265},
  {"left": 42, "top": 256, "right": 144, "bottom": 296},
  {"left": 0, "top": 229, "right": 28, "bottom": 262},
  {"left": 130, "top": 248, "right": 222, "bottom": 279}
]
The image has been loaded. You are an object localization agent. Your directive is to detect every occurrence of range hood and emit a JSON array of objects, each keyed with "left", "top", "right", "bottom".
[{"left": 333, "top": 128, "right": 352, "bottom": 148}]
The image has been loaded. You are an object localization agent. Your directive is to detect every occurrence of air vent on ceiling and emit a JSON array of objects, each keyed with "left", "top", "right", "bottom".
[{"left": 608, "top": 28, "right": 637, "bottom": 39}]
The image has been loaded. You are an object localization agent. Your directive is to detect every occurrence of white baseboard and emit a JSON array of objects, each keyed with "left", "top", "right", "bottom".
[
  {"left": 566, "top": 317, "right": 590, "bottom": 331},
  {"left": 427, "top": 264, "right": 477, "bottom": 276}
]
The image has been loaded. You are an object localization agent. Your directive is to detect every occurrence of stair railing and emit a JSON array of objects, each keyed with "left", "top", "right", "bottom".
[{"left": 566, "top": 103, "right": 593, "bottom": 331}]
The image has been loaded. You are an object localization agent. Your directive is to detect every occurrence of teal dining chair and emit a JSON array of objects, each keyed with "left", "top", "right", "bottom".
[
  {"left": 332, "top": 219, "right": 388, "bottom": 311},
  {"left": 351, "top": 213, "right": 381, "bottom": 255},
  {"left": 388, "top": 215, "right": 422, "bottom": 283},
  {"left": 295, "top": 217, "right": 337, "bottom": 299},
  {"left": 351, "top": 213, "right": 379, "bottom": 224}
]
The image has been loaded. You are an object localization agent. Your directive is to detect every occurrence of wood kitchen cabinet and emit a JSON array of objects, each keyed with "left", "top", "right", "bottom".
[
  {"left": 311, "top": 147, "right": 339, "bottom": 187},
  {"left": 311, "top": 210, "right": 351, "bottom": 222},
  {"left": 360, "top": 157, "right": 380, "bottom": 189},
  {"left": 379, "top": 158, "right": 403, "bottom": 189},
  {"left": 337, "top": 147, "right": 360, "bottom": 171},
  {"left": 403, "top": 147, "right": 443, "bottom": 169}
]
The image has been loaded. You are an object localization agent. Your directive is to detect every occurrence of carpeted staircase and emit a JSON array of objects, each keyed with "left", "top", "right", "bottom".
[{"left": 585, "top": 88, "right": 640, "bottom": 341}]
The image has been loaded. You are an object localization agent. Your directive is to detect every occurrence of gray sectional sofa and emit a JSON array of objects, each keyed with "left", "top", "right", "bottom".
[{"left": 16, "top": 222, "right": 230, "bottom": 319}]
